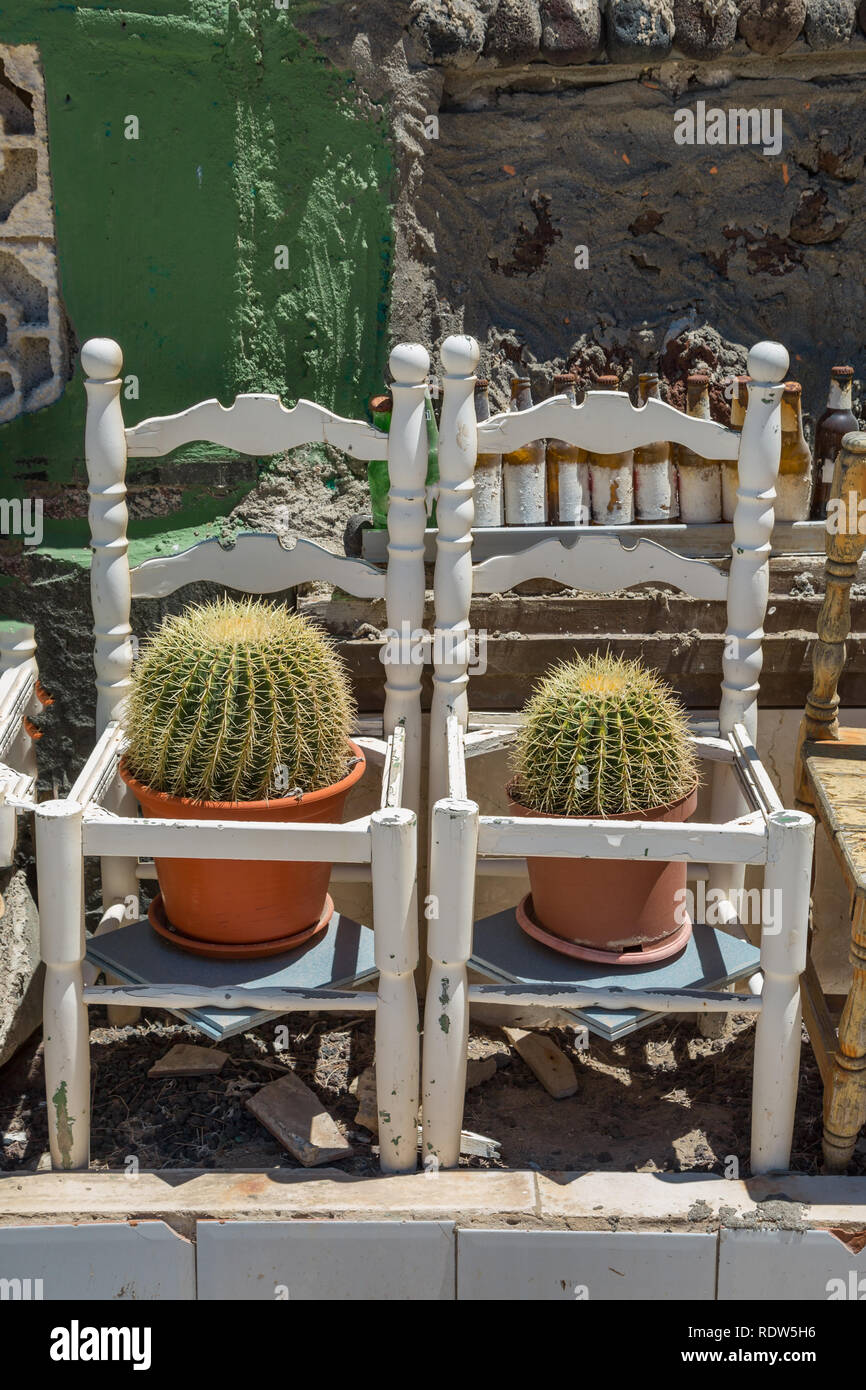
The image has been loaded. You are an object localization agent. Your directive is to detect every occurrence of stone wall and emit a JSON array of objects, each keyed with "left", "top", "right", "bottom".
[{"left": 315, "top": 0, "right": 866, "bottom": 416}]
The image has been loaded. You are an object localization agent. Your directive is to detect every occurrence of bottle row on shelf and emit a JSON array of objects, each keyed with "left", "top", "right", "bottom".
[
  {"left": 363, "top": 364, "right": 857, "bottom": 532},
  {"left": 473, "top": 365, "right": 856, "bottom": 529}
]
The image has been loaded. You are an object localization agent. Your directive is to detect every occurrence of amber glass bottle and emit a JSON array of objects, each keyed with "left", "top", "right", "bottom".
[
  {"left": 546, "top": 374, "right": 588, "bottom": 525},
  {"left": 721, "top": 375, "right": 749, "bottom": 522},
  {"left": 676, "top": 373, "right": 721, "bottom": 523},
  {"left": 473, "top": 380, "right": 503, "bottom": 527},
  {"left": 633, "top": 372, "right": 674, "bottom": 522},
  {"left": 503, "top": 377, "right": 546, "bottom": 525},
  {"left": 776, "top": 381, "right": 812, "bottom": 522},
  {"left": 811, "top": 366, "right": 857, "bottom": 519},
  {"left": 586, "top": 375, "right": 633, "bottom": 524}
]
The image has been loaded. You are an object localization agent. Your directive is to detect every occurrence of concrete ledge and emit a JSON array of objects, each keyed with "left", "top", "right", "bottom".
[{"left": 4, "top": 1169, "right": 866, "bottom": 1235}]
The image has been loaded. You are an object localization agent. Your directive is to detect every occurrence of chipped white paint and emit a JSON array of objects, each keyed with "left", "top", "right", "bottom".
[
  {"left": 429, "top": 336, "right": 478, "bottom": 807},
  {"left": 38, "top": 343, "right": 429, "bottom": 1174},
  {"left": 472, "top": 533, "right": 728, "bottom": 601},
  {"left": 425, "top": 337, "right": 808, "bottom": 1177},
  {"left": 131, "top": 533, "right": 385, "bottom": 602},
  {"left": 384, "top": 343, "right": 430, "bottom": 815},
  {"left": 477, "top": 391, "right": 741, "bottom": 461},
  {"left": 125, "top": 393, "right": 387, "bottom": 460},
  {"left": 0, "top": 624, "right": 38, "bottom": 864}
]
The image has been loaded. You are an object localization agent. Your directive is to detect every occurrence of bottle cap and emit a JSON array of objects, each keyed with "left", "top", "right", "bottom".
[
  {"left": 370, "top": 393, "right": 392, "bottom": 412},
  {"left": 832, "top": 365, "right": 854, "bottom": 378},
  {"left": 783, "top": 381, "right": 802, "bottom": 396},
  {"left": 596, "top": 374, "right": 619, "bottom": 388},
  {"left": 688, "top": 372, "right": 710, "bottom": 384},
  {"left": 553, "top": 372, "right": 576, "bottom": 384},
  {"left": 474, "top": 378, "right": 490, "bottom": 389}
]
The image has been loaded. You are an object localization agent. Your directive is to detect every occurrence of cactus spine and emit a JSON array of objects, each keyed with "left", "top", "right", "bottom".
[
  {"left": 513, "top": 652, "right": 698, "bottom": 817},
  {"left": 122, "top": 596, "right": 355, "bottom": 803}
]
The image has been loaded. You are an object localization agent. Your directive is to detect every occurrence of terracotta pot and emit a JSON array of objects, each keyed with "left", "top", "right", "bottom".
[
  {"left": 507, "top": 781, "right": 699, "bottom": 963},
  {"left": 119, "top": 742, "right": 366, "bottom": 954}
]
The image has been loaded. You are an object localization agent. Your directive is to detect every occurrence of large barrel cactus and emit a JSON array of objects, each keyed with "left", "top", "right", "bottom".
[
  {"left": 122, "top": 596, "right": 355, "bottom": 803},
  {"left": 512, "top": 653, "right": 698, "bottom": 817}
]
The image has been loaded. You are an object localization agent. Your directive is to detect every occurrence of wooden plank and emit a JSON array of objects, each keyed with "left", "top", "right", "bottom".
[
  {"left": 731, "top": 723, "right": 784, "bottom": 817},
  {"left": 362, "top": 521, "right": 828, "bottom": 564},
  {"left": 470, "top": 983, "right": 761, "bottom": 1014},
  {"left": 338, "top": 635, "right": 866, "bottom": 711},
  {"left": 502, "top": 1027, "right": 578, "bottom": 1099},
  {"left": 446, "top": 713, "right": 467, "bottom": 800},
  {"left": 126, "top": 394, "right": 387, "bottom": 461},
  {"left": 472, "top": 535, "right": 728, "bottom": 602},
  {"left": 477, "top": 812, "right": 767, "bottom": 865},
  {"left": 82, "top": 984, "right": 378, "bottom": 1011},
  {"left": 69, "top": 722, "right": 127, "bottom": 808},
  {"left": 82, "top": 814, "right": 373, "bottom": 863},
  {"left": 246, "top": 1072, "right": 353, "bottom": 1167},
  {"left": 131, "top": 533, "right": 385, "bottom": 602},
  {"left": 475, "top": 392, "right": 740, "bottom": 461},
  {"left": 380, "top": 723, "right": 406, "bottom": 811},
  {"left": 800, "top": 957, "right": 836, "bottom": 1088},
  {"left": 148, "top": 1044, "right": 228, "bottom": 1078}
]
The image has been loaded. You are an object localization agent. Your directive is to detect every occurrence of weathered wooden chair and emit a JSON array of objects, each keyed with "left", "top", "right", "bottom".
[
  {"left": 37, "top": 336, "right": 431, "bottom": 1173},
  {"left": 795, "top": 431, "right": 866, "bottom": 1171},
  {"left": 421, "top": 333, "right": 814, "bottom": 1176},
  {"left": 0, "top": 622, "right": 40, "bottom": 867}
]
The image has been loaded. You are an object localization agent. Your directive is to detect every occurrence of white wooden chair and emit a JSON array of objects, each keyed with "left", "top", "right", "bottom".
[
  {"left": 37, "top": 336, "right": 432, "bottom": 1174},
  {"left": 0, "top": 622, "right": 40, "bottom": 866},
  {"left": 421, "top": 334, "right": 815, "bottom": 1176}
]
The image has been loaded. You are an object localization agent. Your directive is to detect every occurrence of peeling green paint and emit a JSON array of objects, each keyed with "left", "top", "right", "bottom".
[
  {"left": 51, "top": 1079, "right": 74, "bottom": 1169},
  {"left": 1, "top": 0, "right": 393, "bottom": 568},
  {"left": 438, "top": 1013, "right": 450, "bottom": 1034},
  {"left": 438, "top": 978, "right": 450, "bottom": 1008}
]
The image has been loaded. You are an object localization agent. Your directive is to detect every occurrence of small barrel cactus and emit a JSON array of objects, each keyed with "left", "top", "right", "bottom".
[
  {"left": 122, "top": 596, "right": 355, "bottom": 803},
  {"left": 512, "top": 653, "right": 698, "bottom": 817}
]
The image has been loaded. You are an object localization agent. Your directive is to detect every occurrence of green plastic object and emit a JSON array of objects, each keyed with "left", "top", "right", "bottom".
[{"left": 367, "top": 388, "right": 440, "bottom": 530}]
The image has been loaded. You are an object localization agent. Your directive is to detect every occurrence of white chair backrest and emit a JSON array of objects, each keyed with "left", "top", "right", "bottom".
[
  {"left": 430, "top": 334, "right": 789, "bottom": 804},
  {"left": 82, "top": 338, "right": 431, "bottom": 811}
]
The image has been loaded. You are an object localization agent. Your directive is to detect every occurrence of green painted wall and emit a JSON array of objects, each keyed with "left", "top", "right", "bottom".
[{"left": 0, "top": 0, "right": 393, "bottom": 562}]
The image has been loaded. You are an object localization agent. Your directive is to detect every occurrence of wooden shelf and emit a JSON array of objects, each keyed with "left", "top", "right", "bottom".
[{"left": 361, "top": 520, "right": 826, "bottom": 564}]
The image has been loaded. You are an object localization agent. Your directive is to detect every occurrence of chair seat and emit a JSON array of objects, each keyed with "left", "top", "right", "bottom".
[
  {"left": 805, "top": 743, "right": 866, "bottom": 898},
  {"left": 86, "top": 912, "right": 377, "bottom": 1041},
  {"left": 469, "top": 908, "right": 761, "bottom": 1042}
]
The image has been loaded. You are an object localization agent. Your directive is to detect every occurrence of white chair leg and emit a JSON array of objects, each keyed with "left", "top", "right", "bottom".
[
  {"left": 751, "top": 809, "right": 814, "bottom": 1175},
  {"left": 422, "top": 798, "right": 478, "bottom": 1170},
  {"left": 371, "top": 807, "right": 419, "bottom": 1174},
  {"left": 36, "top": 799, "right": 90, "bottom": 1171}
]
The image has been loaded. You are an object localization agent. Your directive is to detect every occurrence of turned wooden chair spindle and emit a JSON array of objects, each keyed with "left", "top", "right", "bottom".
[{"left": 795, "top": 431, "right": 866, "bottom": 1172}]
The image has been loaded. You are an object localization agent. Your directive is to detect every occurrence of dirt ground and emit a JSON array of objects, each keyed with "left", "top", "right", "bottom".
[{"left": 0, "top": 1007, "right": 846, "bottom": 1177}]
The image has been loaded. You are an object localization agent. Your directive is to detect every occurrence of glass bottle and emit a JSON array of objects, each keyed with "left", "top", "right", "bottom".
[
  {"left": 546, "top": 373, "right": 589, "bottom": 526},
  {"left": 721, "top": 375, "right": 749, "bottom": 522},
  {"left": 473, "top": 379, "right": 503, "bottom": 527},
  {"left": 586, "top": 375, "right": 633, "bottom": 525},
  {"left": 633, "top": 372, "right": 674, "bottom": 522},
  {"left": 503, "top": 377, "right": 546, "bottom": 525},
  {"left": 676, "top": 373, "right": 721, "bottom": 523},
  {"left": 367, "top": 392, "right": 392, "bottom": 530},
  {"left": 811, "top": 366, "right": 858, "bottom": 519},
  {"left": 776, "top": 381, "right": 813, "bottom": 522}
]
